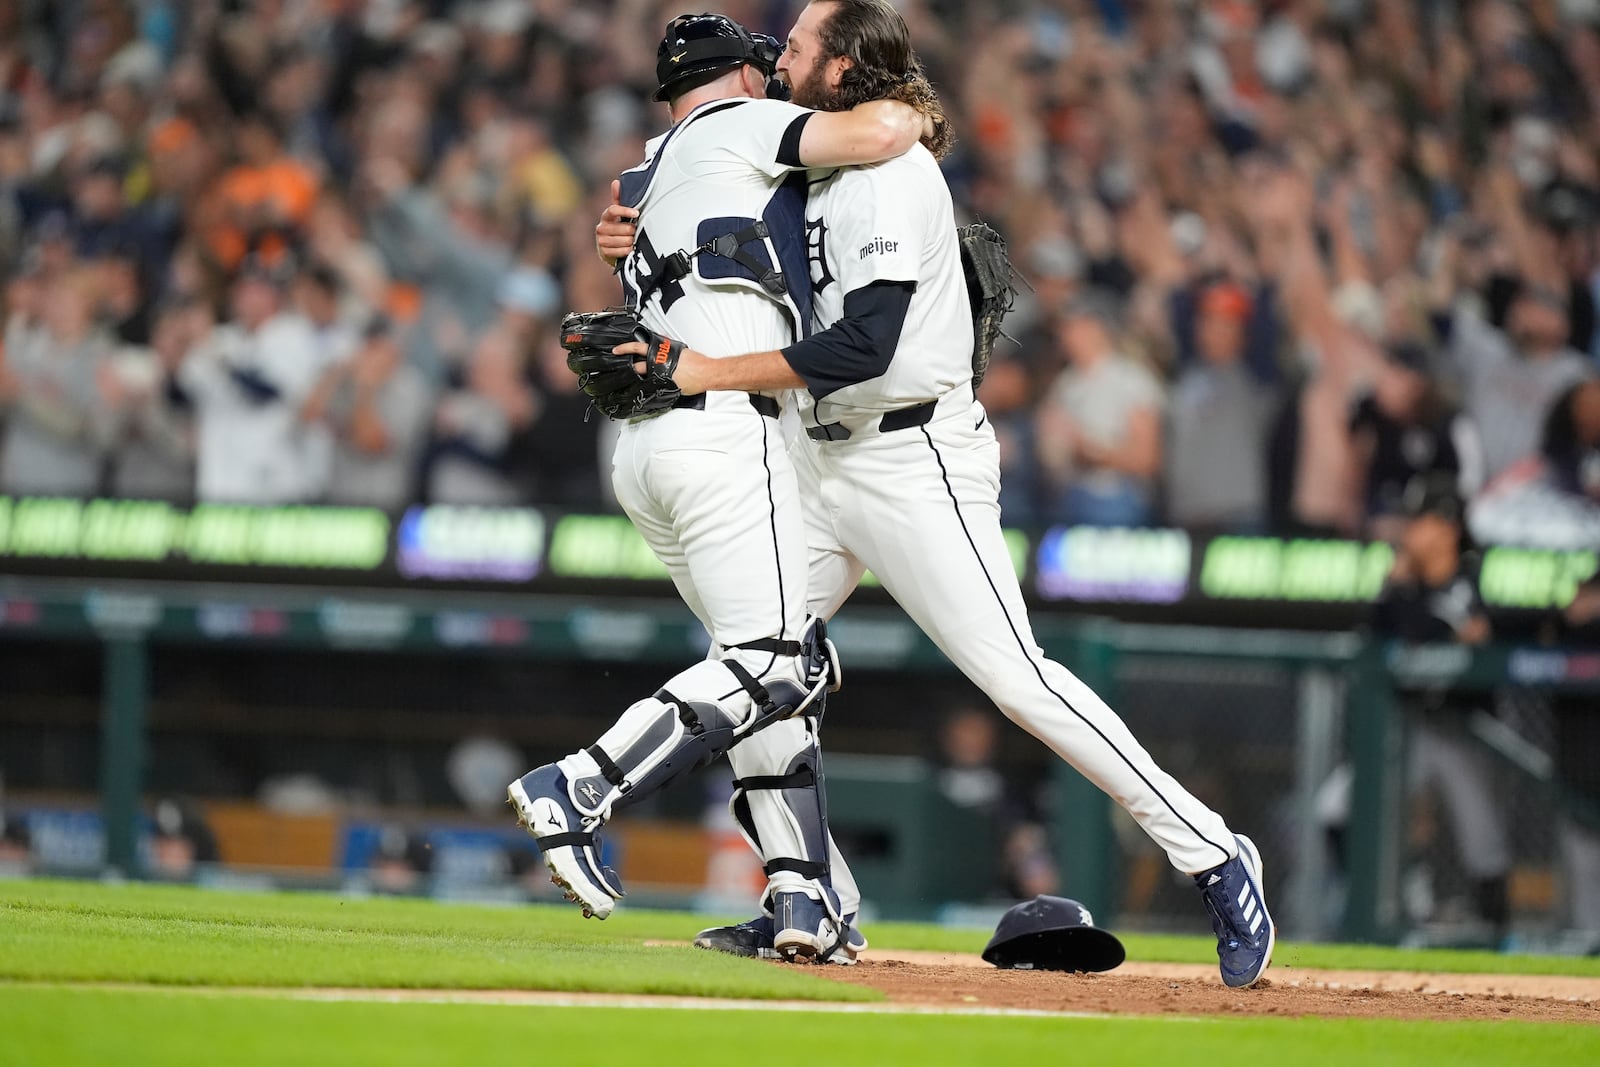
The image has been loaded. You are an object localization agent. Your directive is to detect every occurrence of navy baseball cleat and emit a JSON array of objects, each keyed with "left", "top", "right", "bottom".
[
  {"left": 1195, "top": 834, "right": 1275, "bottom": 988},
  {"left": 696, "top": 908, "right": 866, "bottom": 964},
  {"left": 508, "top": 764, "right": 625, "bottom": 919},
  {"left": 773, "top": 890, "right": 835, "bottom": 963}
]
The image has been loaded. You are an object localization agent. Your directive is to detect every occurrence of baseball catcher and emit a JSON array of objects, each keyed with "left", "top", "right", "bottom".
[{"left": 561, "top": 308, "right": 684, "bottom": 420}]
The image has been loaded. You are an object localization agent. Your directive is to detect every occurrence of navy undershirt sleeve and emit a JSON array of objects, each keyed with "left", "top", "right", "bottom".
[
  {"left": 228, "top": 366, "right": 282, "bottom": 404},
  {"left": 781, "top": 280, "right": 916, "bottom": 398},
  {"left": 776, "top": 113, "right": 812, "bottom": 169}
]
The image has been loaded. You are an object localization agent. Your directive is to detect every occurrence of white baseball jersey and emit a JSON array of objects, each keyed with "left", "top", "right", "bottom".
[
  {"left": 617, "top": 97, "right": 816, "bottom": 364},
  {"left": 776, "top": 139, "right": 1241, "bottom": 897},
  {"left": 798, "top": 145, "right": 973, "bottom": 431}
]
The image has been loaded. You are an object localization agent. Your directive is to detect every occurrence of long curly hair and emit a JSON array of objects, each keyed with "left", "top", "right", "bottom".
[{"left": 814, "top": 0, "right": 953, "bottom": 160}]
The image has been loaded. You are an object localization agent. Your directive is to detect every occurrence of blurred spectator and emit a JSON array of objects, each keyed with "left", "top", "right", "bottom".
[
  {"left": 1469, "top": 378, "right": 1600, "bottom": 548},
  {"left": 1350, "top": 343, "right": 1476, "bottom": 542},
  {"left": 177, "top": 256, "right": 323, "bottom": 503},
  {"left": 104, "top": 297, "right": 205, "bottom": 501},
  {"left": 1370, "top": 474, "right": 1511, "bottom": 944},
  {"left": 0, "top": 0, "right": 1597, "bottom": 537},
  {"left": 66, "top": 154, "right": 162, "bottom": 276},
  {"left": 94, "top": 244, "right": 152, "bottom": 345},
  {"left": 202, "top": 107, "right": 318, "bottom": 274},
  {"left": 0, "top": 265, "right": 114, "bottom": 495},
  {"left": 292, "top": 261, "right": 365, "bottom": 498},
  {"left": 294, "top": 262, "right": 362, "bottom": 368},
  {"left": 1165, "top": 280, "right": 1276, "bottom": 531},
  {"left": 1254, "top": 166, "right": 1369, "bottom": 537},
  {"left": 367, "top": 824, "right": 431, "bottom": 896},
  {"left": 1430, "top": 232, "right": 1594, "bottom": 485},
  {"left": 935, "top": 703, "right": 1058, "bottom": 901},
  {"left": 976, "top": 343, "right": 1044, "bottom": 526},
  {"left": 1035, "top": 290, "right": 1164, "bottom": 527},
  {"left": 446, "top": 735, "right": 524, "bottom": 816},
  {"left": 521, "top": 334, "right": 605, "bottom": 509},
  {"left": 1545, "top": 575, "right": 1600, "bottom": 945},
  {"left": 300, "top": 315, "right": 432, "bottom": 511},
  {"left": 305, "top": 194, "right": 390, "bottom": 322},
  {"left": 424, "top": 323, "right": 534, "bottom": 505},
  {"left": 358, "top": 144, "right": 509, "bottom": 383},
  {"left": 0, "top": 809, "right": 32, "bottom": 875},
  {"left": 149, "top": 796, "right": 219, "bottom": 882},
  {"left": 1539, "top": 378, "right": 1600, "bottom": 505}
]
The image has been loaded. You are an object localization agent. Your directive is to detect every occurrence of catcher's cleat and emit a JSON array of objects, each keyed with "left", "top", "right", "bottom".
[
  {"left": 1195, "top": 834, "right": 1275, "bottom": 988},
  {"left": 767, "top": 891, "right": 864, "bottom": 964},
  {"left": 508, "top": 764, "right": 625, "bottom": 919},
  {"left": 694, "top": 912, "right": 865, "bottom": 965}
]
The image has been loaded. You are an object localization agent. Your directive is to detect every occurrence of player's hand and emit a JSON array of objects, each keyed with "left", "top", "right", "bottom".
[
  {"left": 596, "top": 180, "right": 639, "bottom": 267},
  {"left": 611, "top": 339, "right": 711, "bottom": 396}
]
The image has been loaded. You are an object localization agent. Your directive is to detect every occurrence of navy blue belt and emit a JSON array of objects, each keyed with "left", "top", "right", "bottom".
[
  {"left": 805, "top": 399, "right": 938, "bottom": 441},
  {"left": 672, "top": 393, "right": 780, "bottom": 418}
]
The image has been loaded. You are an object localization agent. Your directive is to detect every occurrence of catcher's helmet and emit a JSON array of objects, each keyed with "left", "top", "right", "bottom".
[{"left": 653, "top": 13, "right": 785, "bottom": 102}]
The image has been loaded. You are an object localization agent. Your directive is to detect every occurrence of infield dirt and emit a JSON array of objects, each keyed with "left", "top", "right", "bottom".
[{"left": 812, "top": 950, "right": 1600, "bottom": 1024}]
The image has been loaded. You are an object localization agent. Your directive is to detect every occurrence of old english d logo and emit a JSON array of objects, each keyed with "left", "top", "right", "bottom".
[{"left": 806, "top": 217, "right": 835, "bottom": 293}]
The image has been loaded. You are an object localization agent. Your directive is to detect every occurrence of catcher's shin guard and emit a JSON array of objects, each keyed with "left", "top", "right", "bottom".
[
  {"left": 726, "top": 716, "right": 848, "bottom": 960},
  {"left": 556, "top": 658, "right": 812, "bottom": 825}
]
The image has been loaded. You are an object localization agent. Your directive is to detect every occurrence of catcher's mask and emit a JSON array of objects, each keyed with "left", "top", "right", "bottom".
[
  {"left": 981, "top": 895, "right": 1126, "bottom": 972},
  {"left": 653, "top": 13, "right": 788, "bottom": 103}
]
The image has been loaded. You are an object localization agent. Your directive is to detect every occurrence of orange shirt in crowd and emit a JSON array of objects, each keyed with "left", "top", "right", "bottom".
[{"left": 205, "top": 157, "right": 320, "bottom": 270}]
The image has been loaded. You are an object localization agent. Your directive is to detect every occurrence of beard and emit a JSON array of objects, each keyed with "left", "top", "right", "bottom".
[{"left": 788, "top": 62, "right": 845, "bottom": 112}]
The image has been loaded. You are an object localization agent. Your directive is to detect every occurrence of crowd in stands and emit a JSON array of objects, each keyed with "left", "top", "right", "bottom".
[{"left": 1, "top": 0, "right": 1600, "bottom": 548}]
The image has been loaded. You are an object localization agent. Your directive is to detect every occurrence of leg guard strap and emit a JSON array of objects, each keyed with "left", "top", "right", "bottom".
[
  {"left": 727, "top": 638, "right": 803, "bottom": 656},
  {"left": 585, "top": 745, "right": 627, "bottom": 787},
  {"left": 765, "top": 857, "right": 829, "bottom": 880},
  {"left": 733, "top": 766, "right": 816, "bottom": 791},
  {"left": 536, "top": 831, "right": 595, "bottom": 850}
]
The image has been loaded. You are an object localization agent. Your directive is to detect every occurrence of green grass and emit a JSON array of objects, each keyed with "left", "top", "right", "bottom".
[
  {"left": 6, "top": 878, "right": 1600, "bottom": 992},
  {"left": 4, "top": 879, "right": 1599, "bottom": 1067},
  {"left": 0, "top": 879, "right": 868, "bottom": 1000},
  {"left": 2, "top": 986, "right": 1597, "bottom": 1067}
]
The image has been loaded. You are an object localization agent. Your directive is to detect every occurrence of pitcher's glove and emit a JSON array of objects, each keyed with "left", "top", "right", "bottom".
[
  {"left": 958, "top": 222, "right": 1020, "bottom": 393},
  {"left": 560, "top": 308, "right": 684, "bottom": 420}
]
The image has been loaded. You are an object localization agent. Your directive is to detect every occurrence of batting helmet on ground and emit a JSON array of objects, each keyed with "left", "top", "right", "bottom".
[{"left": 981, "top": 895, "right": 1126, "bottom": 972}]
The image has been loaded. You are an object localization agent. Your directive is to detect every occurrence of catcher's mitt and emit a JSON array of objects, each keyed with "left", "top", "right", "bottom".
[
  {"left": 959, "top": 222, "right": 1020, "bottom": 392},
  {"left": 560, "top": 308, "right": 685, "bottom": 420}
]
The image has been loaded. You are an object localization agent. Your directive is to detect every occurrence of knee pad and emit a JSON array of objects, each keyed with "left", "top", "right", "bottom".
[{"left": 721, "top": 615, "right": 842, "bottom": 729}]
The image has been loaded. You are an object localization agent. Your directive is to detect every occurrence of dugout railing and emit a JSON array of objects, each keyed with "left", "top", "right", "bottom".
[{"left": 2, "top": 572, "right": 1592, "bottom": 944}]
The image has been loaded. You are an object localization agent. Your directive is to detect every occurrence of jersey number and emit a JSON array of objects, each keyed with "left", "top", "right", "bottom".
[{"left": 620, "top": 231, "right": 685, "bottom": 313}]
